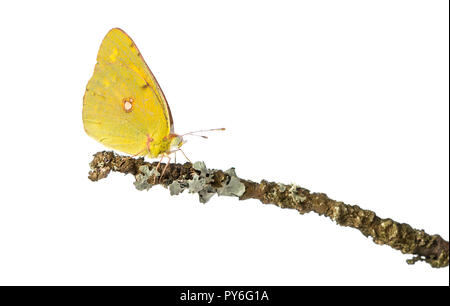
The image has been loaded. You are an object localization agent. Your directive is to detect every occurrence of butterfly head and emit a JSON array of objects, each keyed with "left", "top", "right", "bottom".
[
  {"left": 165, "top": 128, "right": 225, "bottom": 156},
  {"left": 168, "top": 134, "right": 185, "bottom": 151}
]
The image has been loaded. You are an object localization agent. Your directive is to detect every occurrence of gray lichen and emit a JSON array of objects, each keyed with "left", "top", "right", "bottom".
[
  {"left": 132, "top": 161, "right": 245, "bottom": 203},
  {"left": 217, "top": 168, "right": 245, "bottom": 197},
  {"left": 133, "top": 165, "right": 158, "bottom": 191},
  {"left": 278, "top": 183, "right": 287, "bottom": 192},
  {"left": 188, "top": 174, "right": 207, "bottom": 193},
  {"left": 193, "top": 161, "right": 208, "bottom": 176},
  {"left": 289, "top": 184, "right": 307, "bottom": 203},
  {"left": 169, "top": 181, "right": 183, "bottom": 195},
  {"left": 166, "top": 162, "right": 245, "bottom": 204}
]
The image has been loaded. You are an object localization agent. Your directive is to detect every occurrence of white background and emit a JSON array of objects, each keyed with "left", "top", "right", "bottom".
[{"left": 0, "top": 0, "right": 448, "bottom": 285}]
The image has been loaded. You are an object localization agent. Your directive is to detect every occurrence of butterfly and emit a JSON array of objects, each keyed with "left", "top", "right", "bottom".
[{"left": 83, "top": 28, "right": 223, "bottom": 179}]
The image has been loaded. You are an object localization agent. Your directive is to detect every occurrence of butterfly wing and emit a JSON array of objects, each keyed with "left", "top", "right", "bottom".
[{"left": 83, "top": 28, "right": 173, "bottom": 157}]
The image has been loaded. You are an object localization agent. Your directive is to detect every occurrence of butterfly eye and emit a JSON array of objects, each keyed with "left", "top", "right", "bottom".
[{"left": 122, "top": 97, "right": 134, "bottom": 113}]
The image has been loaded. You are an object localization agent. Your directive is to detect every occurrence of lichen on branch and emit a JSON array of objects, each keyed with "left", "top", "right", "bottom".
[{"left": 88, "top": 151, "right": 449, "bottom": 268}]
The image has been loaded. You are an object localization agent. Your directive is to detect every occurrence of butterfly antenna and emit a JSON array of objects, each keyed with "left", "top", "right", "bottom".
[{"left": 181, "top": 128, "right": 225, "bottom": 139}]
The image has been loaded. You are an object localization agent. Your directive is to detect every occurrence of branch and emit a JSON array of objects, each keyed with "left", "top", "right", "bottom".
[{"left": 88, "top": 151, "right": 449, "bottom": 268}]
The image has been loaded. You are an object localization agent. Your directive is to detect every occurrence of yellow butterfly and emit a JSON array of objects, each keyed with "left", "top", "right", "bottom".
[{"left": 83, "top": 28, "right": 223, "bottom": 176}]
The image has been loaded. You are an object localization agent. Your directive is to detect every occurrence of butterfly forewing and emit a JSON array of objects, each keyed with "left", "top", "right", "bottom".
[{"left": 82, "top": 28, "right": 172, "bottom": 157}]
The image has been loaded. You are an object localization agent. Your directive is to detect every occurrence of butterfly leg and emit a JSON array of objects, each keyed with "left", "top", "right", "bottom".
[
  {"left": 156, "top": 148, "right": 186, "bottom": 183},
  {"left": 132, "top": 149, "right": 145, "bottom": 157},
  {"left": 153, "top": 155, "right": 165, "bottom": 184},
  {"left": 159, "top": 154, "right": 172, "bottom": 183},
  {"left": 155, "top": 148, "right": 190, "bottom": 183},
  {"left": 132, "top": 135, "right": 154, "bottom": 157},
  {"left": 179, "top": 148, "right": 192, "bottom": 163},
  {"left": 146, "top": 134, "right": 154, "bottom": 155}
]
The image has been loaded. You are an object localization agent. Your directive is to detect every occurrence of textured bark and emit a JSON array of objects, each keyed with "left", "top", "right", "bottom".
[{"left": 88, "top": 151, "right": 449, "bottom": 268}]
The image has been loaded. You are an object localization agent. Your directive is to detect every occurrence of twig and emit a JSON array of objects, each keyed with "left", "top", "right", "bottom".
[{"left": 88, "top": 151, "right": 449, "bottom": 268}]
